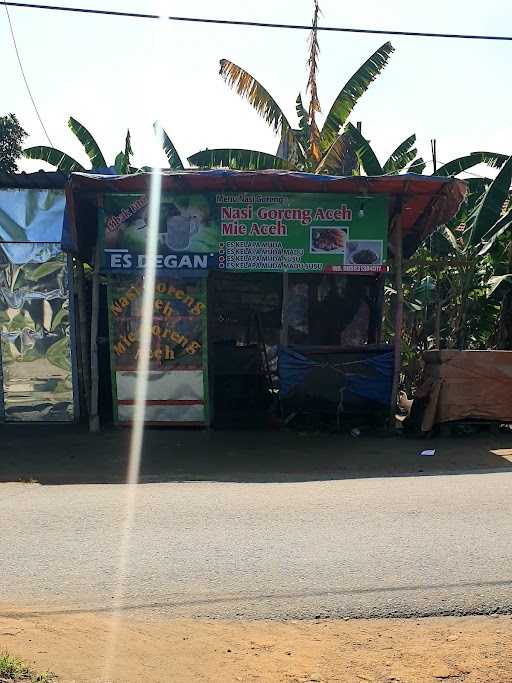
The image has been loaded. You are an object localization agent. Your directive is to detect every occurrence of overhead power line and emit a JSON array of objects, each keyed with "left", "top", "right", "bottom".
[
  {"left": 3, "top": 0, "right": 53, "bottom": 145},
  {"left": 3, "top": 1, "right": 512, "bottom": 42}
]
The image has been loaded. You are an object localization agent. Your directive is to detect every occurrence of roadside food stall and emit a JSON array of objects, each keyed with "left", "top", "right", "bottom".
[{"left": 63, "top": 170, "right": 466, "bottom": 431}]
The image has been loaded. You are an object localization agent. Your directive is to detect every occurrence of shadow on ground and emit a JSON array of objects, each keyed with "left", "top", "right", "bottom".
[{"left": 1, "top": 424, "right": 512, "bottom": 485}]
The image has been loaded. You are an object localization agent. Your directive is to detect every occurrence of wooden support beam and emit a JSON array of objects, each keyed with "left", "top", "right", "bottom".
[
  {"left": 89, "top": 237, "right": 101, "bottom": 432},
  {"left": 280, "top": 272, "right": 289, "bottom": 346},
  {"left": 75, "top": 258, "right": 91, "bottom": 416},
  {"left": 389, "top": 216, "right": 404, "bottom": 429}
]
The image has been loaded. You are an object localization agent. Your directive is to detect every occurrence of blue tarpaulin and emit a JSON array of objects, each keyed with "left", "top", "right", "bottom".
[{"left": 278, "top": 346, "right": 393, "bottom": 407}]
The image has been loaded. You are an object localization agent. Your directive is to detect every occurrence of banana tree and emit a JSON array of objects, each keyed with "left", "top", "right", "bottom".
[
  {"left": 345, "top": 122, "right": 507, "bottom": 179},
  {"left": 23, "top": 117, "right": 134, "bottom": 174},
  {"left": 411, "top": 155, "right": 512, "bottom": 350},
  {"left": 189, "top": 2, "right": 395, "bottom": 174}
]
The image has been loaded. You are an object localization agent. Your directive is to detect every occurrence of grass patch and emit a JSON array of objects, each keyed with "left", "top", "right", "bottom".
[{"left": 0, "top": 652, "right": 53, "bottom": 682}]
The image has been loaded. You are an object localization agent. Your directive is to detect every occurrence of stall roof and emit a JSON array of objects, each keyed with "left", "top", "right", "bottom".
[
  {"left": 64, "top": 169, "right": 467, "bottom": 262},
  {"left": 0, "top": 171, "right": 68, "bottom": 190}
]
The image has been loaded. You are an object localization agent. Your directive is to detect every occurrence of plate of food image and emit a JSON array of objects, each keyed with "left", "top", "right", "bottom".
[
  {"left": 346, "top": 240, "right": 383, "bottom": 265},
  {"left": 310, "top": 227, "right": 348, "bottom": 254}
]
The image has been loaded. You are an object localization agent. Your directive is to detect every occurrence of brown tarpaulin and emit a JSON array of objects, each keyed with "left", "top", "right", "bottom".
[{"left": 418, "top": 350, "right": 512, "bottom": 431}]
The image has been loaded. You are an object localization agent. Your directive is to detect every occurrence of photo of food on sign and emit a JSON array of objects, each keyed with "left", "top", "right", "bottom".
[
  {"left": 346, "top": 240, "right": 383, "bottom": 266},
  {"left": 310, "top": 227, "right": 348, "bottom": 254}
]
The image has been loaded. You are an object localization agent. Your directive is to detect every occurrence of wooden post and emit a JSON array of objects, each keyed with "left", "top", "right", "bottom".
[
  {"left": 89, "top": 238, "right": 101, "bottom": 433},
  {"left": 76, "top": 258, "right": 91, "bottom": 416},
  {"left": 280, "top": 272, "right": 289, "bottom": 346},
  {"left": 389, "top": 216, "right": 403, "bottom": 429},
  {"left": 434, "top": 264, "right": 442, "bottom": 349}
]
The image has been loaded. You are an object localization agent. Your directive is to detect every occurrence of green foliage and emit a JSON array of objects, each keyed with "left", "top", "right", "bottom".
[
  {"left": 386, "top": 155, "right": 512, "bottom": 388},
  {"left": 345, "top": 123, "right": 383, "bottom": 175},
  {"left": 68, "top": 117, "right": 107, "bottom": 169},
  {"left": 0, "top": 113, "right": 27, "bottom": 174},
  {"left": 203, "top": 30, "right": 395, "bottom": 175},
  {"left": 219, "top": 59, "right": 293, "bottom": 135},
  {"left": 24, "top": 117, "right": 135, "bottom": 172},
  {"left": 23, "top": 146, "right": 85, "bottom": 172},
  {"left": 0, "top": 651, "right": 53, "bottom": 682},
  {"left": 382, "top": 134, "right": 417, "bottom": 175},
  {"left": 320, "top": 42, "right": 394, "bottom": 151},
  {"left": 188, "top": 148, "right": 292, "bottom": 170},
  {"left": 435, "top": 151, "right": 507, "bottom": 177},
  {"left": 155, "top": 122, "right": 184, "bottom": 170}
]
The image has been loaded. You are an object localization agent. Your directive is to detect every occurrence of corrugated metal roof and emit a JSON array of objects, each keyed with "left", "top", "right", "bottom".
[{"left": 0, "top": 171, "right": 68, "bottom": 190}]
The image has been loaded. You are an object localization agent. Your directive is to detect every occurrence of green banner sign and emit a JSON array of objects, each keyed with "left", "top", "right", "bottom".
[{"left": 102, "top": 192, "right": 388, "bottom": 274}]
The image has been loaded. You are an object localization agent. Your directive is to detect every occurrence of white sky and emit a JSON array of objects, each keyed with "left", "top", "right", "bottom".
[{"left": 2, "top": 0, "right": 511, "bottom": 175}]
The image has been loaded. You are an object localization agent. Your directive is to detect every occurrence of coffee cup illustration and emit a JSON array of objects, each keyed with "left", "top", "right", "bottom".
[{"left": 165, "top": 213, "right": 200, "bottom": 251}]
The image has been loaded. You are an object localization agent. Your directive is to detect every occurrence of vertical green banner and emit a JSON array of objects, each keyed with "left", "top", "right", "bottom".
[{"left": 108, "top": 275, "right": 208, "bottom": 425}]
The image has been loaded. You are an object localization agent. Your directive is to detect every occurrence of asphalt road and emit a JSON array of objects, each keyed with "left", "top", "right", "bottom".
[{"left": 2, "top": 471, "right": 512, "bottom": 619}]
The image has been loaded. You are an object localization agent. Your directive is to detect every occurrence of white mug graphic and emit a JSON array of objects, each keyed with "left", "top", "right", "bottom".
[{"left": 165, "top": 214, "right": 200, "bottom": 251}]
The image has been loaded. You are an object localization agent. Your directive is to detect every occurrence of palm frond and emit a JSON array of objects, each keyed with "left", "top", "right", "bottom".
[
  {"left": 188, "top": 148, "right": 292, "bottom": 171},
  {"left": 320, "top": 42, "right": 394, "bottom": 151},
  {"left": 383, "top": 134, "right": 417, "bottom": 174},
  {"left": 68, "top": 117, "right": 107, "bottom": 169},
  {"left": 155, "top": 122, "right": 184, "bottom": 170},
  {"left": 23, "top": 146, "right": 85, "bottom": 172},
  {"left": 219, "top": 59, "right": 293, "bottom": 135}
]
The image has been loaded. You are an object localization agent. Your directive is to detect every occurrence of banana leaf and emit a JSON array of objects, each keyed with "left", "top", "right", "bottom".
[
  {"left": 383, "top": 135, "right": 417, "bottom": 174},
  {"left": 155, "top": 122, "right": 184, "bottom": 170},
  {"left": 114, "top": 130, "right": 133, "bottom": 174},
  {"left": 408, "top": 157, "right": 426, "bottom": 174},
  {"left": 219, "top": 59, "right": 293, "bottom": 135},
  {"left": 435, "top": 152, "right": 507, "bottom": 177},
  {"left": 413, "top": 275, "right": 436, "bottom": 306},
  {"left": 487, "top": 273, "right": 512, "bottom": 297},
  {"left": 23, "top": 146, "right": 85, "bottom": 172},
  {"left": 68, "top": 117, "right": 107, "bottom": 169},
  {"left": 467, "top": 155, "right": 512, "bottom": 247},
  {"left": 478, "top": 206, "right": 512, "bottom": 256},
  {"left": 345, "top": 123, "right": 383, "bottom": 176},
  {"left": 441, "top": 226, "right": 462, "bottom": 253},
  {"left": 315, "top": 132, "right": 357, "bottom": 176},
  {"left": 276, "top": 129, "right": 305, "bottom": 167},
  {"left": 295, "top": 93, "right": 310, "bottom": 146},
  {"left": 188, "top": 148, "right": 291, "bottom": 171},
  {"left": 320, "top": 42, "right": 394, "bottom": 151}
]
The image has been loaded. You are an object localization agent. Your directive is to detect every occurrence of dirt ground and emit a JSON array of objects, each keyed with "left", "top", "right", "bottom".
[
  {"left": 2, "top": 424, "right": 512, "bottom": 486},
  {"left": 1, "top": 612, "right": 512, "bottom": 683}
]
